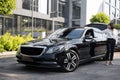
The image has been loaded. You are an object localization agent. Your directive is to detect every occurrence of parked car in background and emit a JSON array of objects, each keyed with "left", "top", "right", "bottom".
[{"left": 16, "top": 27, "right": 107, "bottom": 72}]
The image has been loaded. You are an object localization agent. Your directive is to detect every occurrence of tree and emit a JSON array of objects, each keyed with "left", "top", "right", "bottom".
[
  {"left": 0, "top": 0, "right": 16, "bottom": 15},
  {"left": 90, "top": 12, "right": 110, "bottom": 24}
]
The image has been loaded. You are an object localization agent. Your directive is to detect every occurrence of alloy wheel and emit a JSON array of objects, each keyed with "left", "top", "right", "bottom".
[{"left": 61, "top": 50, "right": 79, "bottom": 72}]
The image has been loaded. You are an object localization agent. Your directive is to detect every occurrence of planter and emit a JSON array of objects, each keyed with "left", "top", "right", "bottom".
[{"left": 0, "top": 51, "right": 16, "bottom": 58}]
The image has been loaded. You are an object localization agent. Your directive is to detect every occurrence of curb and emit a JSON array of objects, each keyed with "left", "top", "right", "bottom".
[
  {"left": 0, "top": 51, "right": 16, "bottom": 58},
  {"left": 0, "top": 51, "right": 119, "bottom": 59},
  {"left": 114, "top": 52, "right": 120, "bottom": 59}
]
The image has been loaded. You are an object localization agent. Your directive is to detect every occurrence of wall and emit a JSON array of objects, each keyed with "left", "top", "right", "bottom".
[{"left": 13, "top": 0, "right": 65, "bottom": 23}]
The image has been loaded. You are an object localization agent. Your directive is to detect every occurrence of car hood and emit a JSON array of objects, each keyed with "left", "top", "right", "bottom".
[{"left": 23, "top": 38, "right": 71, "bottom": 47}]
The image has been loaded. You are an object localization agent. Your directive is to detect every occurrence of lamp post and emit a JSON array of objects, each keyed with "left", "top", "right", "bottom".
[{"left": 31, "top": 0, "right": 34, "bottom": 37}]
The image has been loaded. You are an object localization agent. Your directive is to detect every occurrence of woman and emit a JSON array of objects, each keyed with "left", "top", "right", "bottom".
[{"left": 104, "top": 22, "right": 118, "bottom": 65}]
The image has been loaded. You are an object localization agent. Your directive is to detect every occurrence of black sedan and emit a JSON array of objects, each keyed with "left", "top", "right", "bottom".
[{"left": 16, "top": 27, "right": 107, "bottom": 72}]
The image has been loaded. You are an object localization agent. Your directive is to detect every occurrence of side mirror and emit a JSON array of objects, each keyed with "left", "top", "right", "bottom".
[{"left": 83, "top": 35, "right": 93, "bottom": 42}]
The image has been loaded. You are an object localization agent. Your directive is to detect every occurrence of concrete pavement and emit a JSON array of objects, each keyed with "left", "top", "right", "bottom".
[{"left": 0, "top": 52, "right": 120, "bottom": 80}]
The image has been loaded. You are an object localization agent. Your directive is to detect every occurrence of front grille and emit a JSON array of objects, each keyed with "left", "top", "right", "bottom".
[{"left": 21, "top": 46, "right": 44, "bottom": 56}]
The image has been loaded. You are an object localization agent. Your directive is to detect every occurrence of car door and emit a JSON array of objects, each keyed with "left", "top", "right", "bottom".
[
  {"left": 77, "top": 29, "right": 94, "bottom": 59},
  {"left": 93, "top": 29, "right": 107, "bottom": 56}
]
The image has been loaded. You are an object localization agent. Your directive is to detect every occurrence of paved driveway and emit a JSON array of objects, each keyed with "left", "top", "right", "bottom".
[{"left": 0, "top": 52, "right": 120, "bottom": 80}]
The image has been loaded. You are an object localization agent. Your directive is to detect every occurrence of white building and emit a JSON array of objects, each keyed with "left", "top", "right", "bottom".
[
  {"left": 0, "top": 0, "right": 66, "bottom": 35},
  {"left": 68, "top": 0, "right": 120, "bottom": 27},
  {"left": 0, "top": 0, "right": 120, "bottom": 36}
]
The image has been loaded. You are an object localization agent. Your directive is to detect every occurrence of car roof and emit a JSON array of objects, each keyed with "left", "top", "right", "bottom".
[
  {"left": 85, "top": 23, "right": 108, "bottom": 30},
  {"left": 58, "top": 27, "right": 101, "bottom": 31}
]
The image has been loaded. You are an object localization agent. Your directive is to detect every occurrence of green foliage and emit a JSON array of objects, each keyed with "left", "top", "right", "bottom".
[
  {"left": 0, "top": 32, "right": 33, "bottom": 52},
  {"left": 115, "top": 24, "right": 120, "bottom": 30},
  {"left": 90, "top": 12, "right": 110, "bottom": 24},
  {"left": 0, "top": 0, "right": 16, "bottom": 14},
  {"left": 0, "top": 44, "right": 6, "bottom": 52}
]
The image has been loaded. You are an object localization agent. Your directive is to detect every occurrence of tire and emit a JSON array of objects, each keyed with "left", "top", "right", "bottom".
[{"left": 58, "top": 50, "right": 79, "bottom": 72}]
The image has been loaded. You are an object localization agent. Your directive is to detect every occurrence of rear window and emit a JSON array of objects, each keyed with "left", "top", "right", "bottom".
[{"left": 86, "top": 24, "right": 107, "bottom": 30}]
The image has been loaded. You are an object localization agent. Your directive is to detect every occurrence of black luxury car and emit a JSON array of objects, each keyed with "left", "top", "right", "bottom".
[{"left": 16, "top": 27, "right": 107, "bottom": 72}]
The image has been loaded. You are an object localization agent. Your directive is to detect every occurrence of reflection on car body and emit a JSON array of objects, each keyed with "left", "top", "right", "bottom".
[
  {"left": 16, "top": 27, "right": 107, "bottom": 72},
  {"left": 115, "top": 33, "right": 120, "bottom": 50},
  {"left": 86, "top": 23, "right": 120, "bottom": 51}
]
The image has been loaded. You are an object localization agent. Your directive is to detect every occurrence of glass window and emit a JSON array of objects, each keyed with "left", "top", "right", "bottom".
[
  {"left": 105, "top": 0, "right": 110, "bottom": 3},
  {"left": 51, "top": 0, "right": 57, "bottom": 17},
  {"left": 22, "top": 0, "right": 39, "bottom": 12},
  {"left": 0, "top": 18, "right": 3, "bottom": 35},
  {"left": 111, "top": 0, "right": 116, "bottom": 6},
  {"left": 5, "top": 18, "right": 13, "bottom": 34},
  {"left": 72, "top": 2, "right": 81, "bottom": 19},
  {"left": 104, "top": 3, "right": 110, "bottom": 16},
  {"left": 30, "top": 0, "right": 38, "bottom": 12},
  {"left": 116, "top": 0, "right": 120, "bottom": 9},
  {"left": 58, "top": 0, "right": 65, "bottom": 17},
  {"left": 22, "top": 16, "right": 31, "bottom": 33},
  {"left": 119, "top": 0, "right": 120, "bottom": 9},
  {"left": 116, "top": 10, "right": 120, "bottom": 18},
  {"left": 111, "top": 7, "right": 116, "bottom": 19},
  {"left": 86, "top": 24, "right": 108, "bottom": 30},
  {"left": 49, "top": 28, "right": 84, "bottom": 39},
  {"left": 22, "top": 0, "right": 31, "bottom": 10}
]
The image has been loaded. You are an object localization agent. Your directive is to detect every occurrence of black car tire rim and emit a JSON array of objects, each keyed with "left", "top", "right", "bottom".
[{"left": 62, "top": 50, "right": 79, "bottom": 72}]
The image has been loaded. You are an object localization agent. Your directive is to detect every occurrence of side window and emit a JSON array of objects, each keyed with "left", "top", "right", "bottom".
[{"left": 85, "top": 30, "right": 94, "bottom": 38}]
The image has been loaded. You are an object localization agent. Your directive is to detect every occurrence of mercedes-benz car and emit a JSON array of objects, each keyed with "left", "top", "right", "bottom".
[{"left": 16, "top": 27, "right": 107, "bottom": 72}]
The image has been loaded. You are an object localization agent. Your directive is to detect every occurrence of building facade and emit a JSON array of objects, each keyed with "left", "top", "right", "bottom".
[
  {"left": 0, "top": 0, "right": 120, "bottom": 36},
  {"left": 0, "top": 0, "right": 66, "bottom": 36},
  {"left": 67, "top": 0, "right": 120, "bottom": 27}
]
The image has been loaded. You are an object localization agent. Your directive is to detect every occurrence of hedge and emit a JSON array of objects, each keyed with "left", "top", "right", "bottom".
[{"left": 0, "top": 33, "right": 33, "bottom": 52}]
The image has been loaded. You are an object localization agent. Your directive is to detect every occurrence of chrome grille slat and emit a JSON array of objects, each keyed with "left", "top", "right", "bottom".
[{"left": 20, "top": 45, "right": 46, "bottom": 56}]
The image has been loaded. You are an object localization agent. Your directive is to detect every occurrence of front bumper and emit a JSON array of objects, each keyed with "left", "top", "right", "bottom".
[
  {"left": 17, "top": 60, "right": 60, "bottom": 68},
  {"left": 16, "top": 52, "right": 63, "bottom": 68}
]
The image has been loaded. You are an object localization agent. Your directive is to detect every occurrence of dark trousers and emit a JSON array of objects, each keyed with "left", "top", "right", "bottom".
[{"left": 105, "top": 38, "right": 116, "bottom": 61}]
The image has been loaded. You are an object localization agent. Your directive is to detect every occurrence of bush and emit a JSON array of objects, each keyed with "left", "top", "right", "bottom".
[
  {"left": 90, "top": 12, "right": 110, "bottom": 24},
  {"left": 115, "top": 24, "right": 120, "bottom": 30},
  {"left": 0, "top": 44, "right": 6, "bottom": 52},
  {"left": 0, "top": 33, "right": 33, "bottom": 52}
]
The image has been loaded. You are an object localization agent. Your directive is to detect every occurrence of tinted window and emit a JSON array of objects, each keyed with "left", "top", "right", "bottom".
[
  {"left": 48, "top": 28, "right": 66, "bottom": 38},
  {"left": 48, "top": 28, "right": 84, "bottom": 39},
  {"left": 86, "top": 24, "right": 107, "bottom": 30},
  {"left": 65, "top": 29, "right": 84, "bottom": 39}
]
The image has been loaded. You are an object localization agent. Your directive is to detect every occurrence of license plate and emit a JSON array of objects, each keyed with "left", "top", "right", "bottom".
[{"left": 22, "top": 56, "right": 33, "bottom": 62}]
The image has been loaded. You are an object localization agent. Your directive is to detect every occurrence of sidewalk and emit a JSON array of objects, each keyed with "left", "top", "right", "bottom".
[
  {"left": 0, "top": 51, "right": 16, "bottom": 58},
  {"left": 114, "top": 52, "right": 120, "bottom": 59}
]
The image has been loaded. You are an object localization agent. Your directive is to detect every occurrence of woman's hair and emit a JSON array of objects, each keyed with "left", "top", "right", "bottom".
[{"left": 108, "top": 22, "right": 114, "bottom": 26}]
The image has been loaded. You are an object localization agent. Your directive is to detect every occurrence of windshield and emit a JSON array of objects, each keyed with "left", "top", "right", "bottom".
[{"left": 48, "top": 28, "right": 84, "bottom": 39}]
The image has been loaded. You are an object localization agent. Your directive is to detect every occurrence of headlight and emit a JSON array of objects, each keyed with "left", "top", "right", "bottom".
[{"left": 46, "top": 45, "right": 64, "bottom": 54}]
